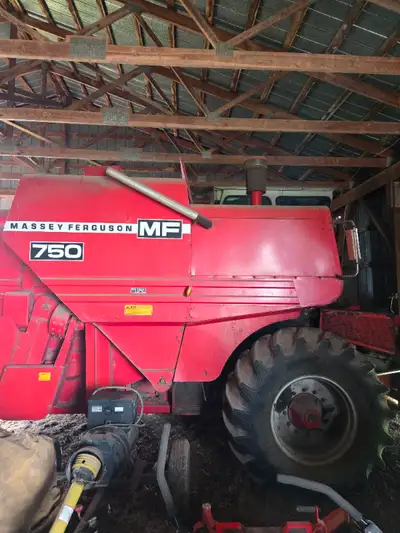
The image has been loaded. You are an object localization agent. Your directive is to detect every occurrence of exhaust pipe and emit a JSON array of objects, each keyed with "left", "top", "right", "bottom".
[{"left": 105, "top": 167, "right": 212, "bottom": 229}]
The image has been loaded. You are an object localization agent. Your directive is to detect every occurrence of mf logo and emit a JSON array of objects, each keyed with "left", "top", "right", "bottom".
[{"left": 137, "top": 219, "right": 183, "bottom": 239}]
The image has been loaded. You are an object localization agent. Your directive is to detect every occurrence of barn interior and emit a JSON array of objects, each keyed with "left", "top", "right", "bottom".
[{"left": 0, "top": 1, "right": 400, "bottom": 533}]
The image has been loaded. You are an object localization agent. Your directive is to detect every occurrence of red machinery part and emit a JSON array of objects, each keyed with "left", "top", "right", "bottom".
[
  {"left": 194, "top": 502, "right": 349, "bottom": 533},
  {"left": 0, "top": 170, "right": 343, "bottom": 420},
  {"left": 250, "top": 190, "right": 263, "bottom": 205},
  {"left": 320, "top": 308, "right": 396, "bottom": 355}
]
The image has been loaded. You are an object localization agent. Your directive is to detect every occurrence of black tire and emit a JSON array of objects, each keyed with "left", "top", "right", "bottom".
[
  {"left": 167, "top": 438, "right": 191, "bottom": 513},
  {"left": 223, "top": 327, "right": 392, "bottom": 488}
]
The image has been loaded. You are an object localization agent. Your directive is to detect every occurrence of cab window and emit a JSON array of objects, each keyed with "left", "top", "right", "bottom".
[
  {"left": 223, "top": 195, "right": 272, "bottom": 205},
  {"left": 276, "top": 196, "right": 331, "bottom": 207}
]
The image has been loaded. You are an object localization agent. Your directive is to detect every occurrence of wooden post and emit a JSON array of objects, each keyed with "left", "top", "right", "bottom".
[{"left": 391, "top": 182, "right": 400, "bottom": 295}]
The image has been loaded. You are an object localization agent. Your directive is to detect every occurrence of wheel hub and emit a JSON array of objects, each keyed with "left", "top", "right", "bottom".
[
  {"left": 288, "top": 393, "right": 322, "bottom": 430},
  {"left": 270, "top": 376, "right": 357, "bottom": 467}
]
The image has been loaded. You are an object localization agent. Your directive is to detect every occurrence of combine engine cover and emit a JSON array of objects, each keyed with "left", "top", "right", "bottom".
[{"left": 0, "top": 173, "right": 343, "bottom": 420}]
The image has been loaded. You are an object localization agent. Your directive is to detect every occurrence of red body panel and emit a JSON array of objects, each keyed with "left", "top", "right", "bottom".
[{"left": 0, "top": 174, "right": 343, "bottom": 420}]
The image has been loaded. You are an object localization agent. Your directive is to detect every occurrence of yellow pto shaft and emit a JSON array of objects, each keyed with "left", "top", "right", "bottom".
[{"left": 49, "top": 453, "right": 102, "bottom": 533}]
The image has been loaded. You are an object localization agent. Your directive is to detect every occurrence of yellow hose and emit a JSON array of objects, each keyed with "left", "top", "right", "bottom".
[{"left": 49, "top": 453, "right": 102, "bottom": 533}]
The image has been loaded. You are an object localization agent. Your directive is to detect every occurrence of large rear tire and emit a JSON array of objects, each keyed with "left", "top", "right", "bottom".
[{"left": 223, "top": 327, "right": 392, "bottom": 488}]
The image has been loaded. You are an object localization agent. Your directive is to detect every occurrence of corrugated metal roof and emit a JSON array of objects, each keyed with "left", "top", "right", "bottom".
[{"left": 0, "top": 0, "right": 399, "bottom": 185}]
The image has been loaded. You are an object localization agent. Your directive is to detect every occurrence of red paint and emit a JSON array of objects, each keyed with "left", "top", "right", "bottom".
[
  {"left": 321, "top": 309, "right": 396, "bottom": 354},
  {"left": 0, "top": 172, "right": 343, "bottom": 420},
  {"left": 194, "top": 502, "right": 348, "bottom": 533},
  {"left": 288, "top": 393, "right": 322, "bottom": 430},
  {"left": 250, "top": 190, "right": 262, "bottom": 205}
]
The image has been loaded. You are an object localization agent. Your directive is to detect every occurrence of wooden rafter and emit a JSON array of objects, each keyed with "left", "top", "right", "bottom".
[
  {"left": 211, "top": 79, "right": 283, "bottom": 117},
  {"left": 147, "top": 66, "right": 397, "bottom": 157},
  {"left": 68, "top": 67, "right": 145, "bottom": 110},
  {"left": 332, "top": 160, "right": 400, "bottom": 210},
  {"left": 112, "top": 0, "right": 400, "bottom": 112},
  {"left": 0, "top": 178, "right": 350, "bottom": 191},
  {"left": 200, "top": 0, "right": 215, "bottom": 105},
  {"left": 135, "top": 15, "right": 209, "bottom": 116},
  {"left": 0, "top": 108, "right": 398, "bottom": 134},
  {"left": 178, "top": 0, "right": 219, "bottom": 48},
  {"left": 44, "top": 59, "right": 396, "bottom": 161},
  {"left": 229, "top": 0, "right": 262, "bottom": 102},
  {"left": 270, "top": 0, "right": 367, "bottom": 148},
  {"left": 295, "top": 23, "right": 400, "bottom": 171},
  {"left": 0, "top": 0, "right": 397, "bottom": 191},
  {"left": 225, "top": 0, "right": 317, "bottom": 48},
  {"left": 367, "top": 0, "right": 400, "bottom": 13},
  {"left": 167, "top": 0, "right": 178, "bottom": 130},
  {"left": 0, "top": 41, "right": 400, "bottom": 74},
  {"left": 0, "top": 145, "right": 388, "bottom": 167}
]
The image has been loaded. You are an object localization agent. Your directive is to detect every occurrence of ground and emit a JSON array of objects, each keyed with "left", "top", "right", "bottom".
[{"left": 1, "top": 412, "right": 400, "bottom": 533}]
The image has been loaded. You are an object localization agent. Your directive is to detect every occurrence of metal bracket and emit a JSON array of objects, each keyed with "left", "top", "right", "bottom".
[
  {"left": 201, "top": 150, "right": 213, "bottom": 160},
  {"left": 120, "top": 148, "right": 143, "bottom": 161},
  {"left": 207, "top": 111, "right": 220, "bottom": 121},
  {"left": 215, "top": 42, "right": 234, "bottom": 57},
  {"left": 102, "top": 107, "right": 129, "bottom": 126},
  {"left": 69, "top": 37, "right": 107, "bottom": 60}
]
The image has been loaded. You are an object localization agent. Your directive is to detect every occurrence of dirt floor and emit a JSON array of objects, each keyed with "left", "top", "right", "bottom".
[{"left": 1, "top": 411, "right": 400, "bottom": 533}]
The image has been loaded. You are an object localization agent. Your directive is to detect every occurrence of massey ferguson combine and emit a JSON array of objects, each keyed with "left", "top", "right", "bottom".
[{"left": 0, "top": 161, "right": 393, "bottom": 489}]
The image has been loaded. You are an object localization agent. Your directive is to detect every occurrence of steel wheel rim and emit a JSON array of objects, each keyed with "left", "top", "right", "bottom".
[{"left": 270, "top": 375, "right": 357, "bottom": 467}]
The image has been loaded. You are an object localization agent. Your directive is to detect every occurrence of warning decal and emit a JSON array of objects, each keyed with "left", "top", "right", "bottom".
[{"left": 124, "top": 305, "right": 153, "bottom": 316}]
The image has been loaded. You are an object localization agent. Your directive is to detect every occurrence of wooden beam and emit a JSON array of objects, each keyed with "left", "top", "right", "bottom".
[
  {"left": 367, "top": 0, "right": 400, "bottom": 13},
  {"left": 0, "top": 91, "right": 63, "bottom": 106},
  {"left": 68, "top": 67, "right": 145, "bottom": 110},
  {"left": 46, "top": 60, "right": 394, "bottom": 164},
  {"left": 270, "top": 0, "right": 366, "bottom": 148},
  {"left": 0, "top": 188, "right": 17, "bottom": 196},
  {"left": 0, "top": 5, "right": 43, "bottom": 39},
  {"left": 226, "top": 0, "right": 316, "bottom": 47},
  {"left": 0, "top": 108, "right": 399, "bottom": 133},
  {"left": 135, "top": 14, "right": 209, "bottom": 116},
  {"left": 0, "top": 178, "right": 350, "bottom": 191},
  {"left": 229, "top": 0, "right": 262, "bottom": 97},
  {"left": 310, "top": 71, "right": 400, "bottom": 109},
  {"left": 211, "top": 79, "right": 277, "bottom": 116},
  {"left": 112, "top": 0, "right": 400, "bottom": 152},
  {"left": 0, "top": 5, "right": 134, "bottom": 86},
  {"left": 149, "top": 65, "right": 397, "bottom": 157},
  {"left": 1, "top": 41, "right": 400, "bottom": 74},
  {"left": 332, "top": 161, "right": 400, "bottom": 211},
  {"left": 3, "top": 3, "right": 395, "bottom": 159},
  {"left": 293, "top": 20, "right": 399, "bottom": 158},
  {"left": 253, "top": 7, "right": 307, "bottom": 110},
  {"left": 0, "top": 145, "right": 388, "bottom": 168},
  {"left": 0, "top": 60, "right": 41, "bottom": 85},
  {"left": 51, "top": 65, "right": 166, "bottom": 113},
  {"left": 178, "top": 0, "right": 220, "bottom": 47}
]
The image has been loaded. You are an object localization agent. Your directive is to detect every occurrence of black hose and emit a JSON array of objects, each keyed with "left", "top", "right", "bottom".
[
  {"left": 277, "top": 474, "right": 364, "bottom": 523},
  {"left": 156, "top": 423, "right": 177, "bottom": 518}
]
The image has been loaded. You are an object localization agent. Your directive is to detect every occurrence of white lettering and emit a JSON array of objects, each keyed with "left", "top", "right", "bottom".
[{"left": 162, "top": 221, "right": 181, "bottom": 237}]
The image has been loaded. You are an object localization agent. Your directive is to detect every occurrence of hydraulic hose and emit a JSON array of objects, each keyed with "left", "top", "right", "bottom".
[
  {"left": 277, "top": 474, "right": 364, "bottom": 523},
  {"left": 105, "top": 166, "right": 212, "bottom": 229},
  {"left": 156, "top": 423, "right": 177, "bottom": 519},
  {"left": 49, "top": 453, "right": 102, "bottom": 533}
]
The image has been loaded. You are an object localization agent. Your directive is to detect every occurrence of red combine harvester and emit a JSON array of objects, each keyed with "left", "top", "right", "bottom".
[{"left": 0, "top": 162, "right": 393, "bottom": 488}]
